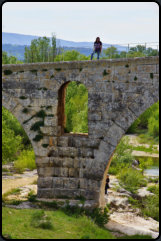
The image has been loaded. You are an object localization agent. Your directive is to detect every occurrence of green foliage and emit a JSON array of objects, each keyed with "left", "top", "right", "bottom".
[
  {"left": 30, "top": 210, "right": 53, "bottom": 230},
  {"left": 2, "top": 108, "right": 23, "bottom": 164},
  {"left": 55, "top": 50, "right": 89, "bottom": 62},
  {"left": 118, "top": 234, "right": 153, "bottom": 239},
  {"left": 87, "top": 207, "right": 110, "bottom": 227},
  {"left": 2, "top": 51, "right": 23, "bottom": 64},
  {"left": 148, "top": 105, "right": 159, "bottom": 138},
  {"left": 137, "top": 157, "right": 153, "bottom": 174},
  {"left": 118, "top": 167, "right": 147, "bottom": 193},
  {"left": 126, "top": 102, "right": 159, "bottom": 143},
  {"left": 109, "top": 136, "right": 134, "bottom": 175},
  {"left": 142, "top": 194, "right": 159, "bottom": 221},
  {"left": 147, "top": 184, "right": 159, "bottom": 195},
  {"left": 39, "top": 201, "right": 59, "bottom": 209},
  {"left": 27, "top": 190, "right": 37, "bottom": 202},
  {"left": 24, "top": 36, "right": 57, "bottom": 63},
  {"left": 14, "top": 149, "right": 36, "bottom": 172},
  {"left": 65, "top": 82, "right": 88, "bottom": 133}
]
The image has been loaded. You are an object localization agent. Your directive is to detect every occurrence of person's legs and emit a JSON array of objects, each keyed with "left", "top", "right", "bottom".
[
  {"left": 91, "top": 51, "right": 95, "bottom": 60},
  {"left": 97, "top": 51, "right": 100, "bottom": 60}
]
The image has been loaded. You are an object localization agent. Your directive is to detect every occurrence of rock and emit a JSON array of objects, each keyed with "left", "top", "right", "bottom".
[
  {"left": 105, "top": 212, "right": 159, "bottom": 239},
  {"left": 132, "top": 159, "right": 140, "bottom": 166},
  {"left": 137, "top": 187, "right": 154, "bottom": 198},
  {"left": 6, "top": 201, "right": 39, "bottom": 209}
]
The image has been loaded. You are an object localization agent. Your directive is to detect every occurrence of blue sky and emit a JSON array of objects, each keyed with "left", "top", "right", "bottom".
[{"left": 2, "top": 2, "right": 159, "bottom": 45}]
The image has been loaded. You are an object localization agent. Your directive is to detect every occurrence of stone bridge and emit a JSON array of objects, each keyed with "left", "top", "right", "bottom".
[{"left": 2, "top": 56, "right": 159, "bottom": 208}]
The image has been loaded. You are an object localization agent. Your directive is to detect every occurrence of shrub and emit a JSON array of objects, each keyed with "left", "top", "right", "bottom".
[
  {"left": 14, "top": 149, "right": 36, "bottom": 172},
  {"left": 142, "top": 194, "right": 159, "bottom": 221},
  {"left": 87, "top": 207, "right": 109, "bottom": 227},
  {"left": 27, "top": 190, "right": 37, "bottom": 202},
  {"left": 118, "top": 167, "right": 147, "bottom": 193},
  {"left": 147, "top": 185, "right": 159, "bottom": 195},
  {"left": 109, "top": 136, "right": 134, "bottom": 175},
  {"left": 30, "top": 210, "right": 53, "bottom": 230}
]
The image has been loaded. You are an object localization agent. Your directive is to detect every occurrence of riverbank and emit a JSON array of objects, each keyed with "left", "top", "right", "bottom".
[{"left": 104, "top": 175, "right": 159, "bottom": 239}]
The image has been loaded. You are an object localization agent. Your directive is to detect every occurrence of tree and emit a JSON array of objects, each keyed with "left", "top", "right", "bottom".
[
  {"left": 103, "top": 46, "right": 118, "bottom": 59},
  {"left": 2, "top": 51, "right": 23, "bottom": 64}
]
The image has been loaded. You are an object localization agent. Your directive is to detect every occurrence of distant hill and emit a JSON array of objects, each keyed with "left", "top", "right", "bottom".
[
  {"left": 2, "top": 32, "right": 127, "bottom": 51},
  {"left": 2, "top": 44, "right": 94, "bottom": 60},
  {"left": 2, "top": 32, "right": 128, "bottom": 61}
]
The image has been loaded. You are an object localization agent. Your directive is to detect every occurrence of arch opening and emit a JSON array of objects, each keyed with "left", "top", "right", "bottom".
[
  {"left": 58, "top": 81, "right": 88, "bottom": 136},
  {"left": 99, "top": 101, "right": 159, "bottom": 207},
  {"left": 2, "top": 106, "right": 37, "bottom": 174}
]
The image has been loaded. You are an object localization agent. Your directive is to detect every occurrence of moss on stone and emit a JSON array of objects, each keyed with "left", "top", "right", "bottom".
[
  {"left": 46, "top": 106, "right": 52, "bottom": 110},
  {"left": 150, "top": 73, "right": 154, "bottom": 79},
  {"left": 103, "top": 70, "right": 108, "bottom": 76},
  {"left": 35, "top": 110, "right": 46, "bottom": 118},
  {"left": 30, "top": 69, "right": 37, "bottom": 75},
  {"left": 4, "top": 70, "right": 13, "bottom": 75},
  {"left": 42, "top": 144, "right": 49, "bottom": 148},
  {"left": 19, "top": 96, "right": 27, "bottom": 99},
  {"left": 30, "top": 121, "right": 44, "bottom": 131},
  {"left": 33, "top": 134, "right": 43, "bottom": 142},
  {"left": 22, "top": 108, "right": 29, "bottom": 114}
]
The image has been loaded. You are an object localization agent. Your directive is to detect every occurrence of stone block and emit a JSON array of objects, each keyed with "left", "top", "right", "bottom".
[
  {"left": 40, "top": 126, "right": 59, "bottom": 136},
  {"left": 88, "top": 112, "right": 102, "bottom": 121},
  {"left": 58, "top": 147, "right": 78, "bottom": 158},
  {"left": 63, "top": 178, "right": 79, "bottom": 189},
  {"left": 53, "top": 177, "right": 64, "bottom": 188},
  {"left": 104, "top": 124, "right": 124, "bottom": 147},
  {"left": 38, "top": 177, "right": 53, "bottom": 188},
  {"left": 35, "top": 157, "right": 50, "bottom": 167},
  {"left": 54, "top": 188, "right": 80, "bottom": 198},
  {"left": 69, "top": 168, "right": 79, "bottom": 178},
  {"left": 37, "top": 188, "right": 54, "bottom": 198},
  {"left": 57, "top": 136, "right": 69, "bottom": 147},
  {"left": 44, "top": 116, "right": 57, "bottom": 126},
  {"left": 60, "top": 167, "right": 69, "bottom": 177},
  {"left": 49, "top": 157, "right": 62, "bottom": 167},
  {"left": 62, "top": 158, "right": 74, "bottom": 168},
  {"left": 37, "top": 167, "right": 55, "bottom": 177}
]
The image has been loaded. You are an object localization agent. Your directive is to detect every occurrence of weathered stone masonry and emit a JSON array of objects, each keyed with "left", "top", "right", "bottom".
[{"left": 2, "top": 57, "right": 159, "bottom": 207}]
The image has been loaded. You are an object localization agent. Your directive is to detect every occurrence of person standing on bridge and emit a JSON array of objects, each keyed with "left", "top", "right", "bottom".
[{"left": 91, "top": 37, "right": 102, "bottom": 60}]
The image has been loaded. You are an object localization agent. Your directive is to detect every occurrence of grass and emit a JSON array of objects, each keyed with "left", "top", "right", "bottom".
[
  {"left": 2, "top": 207, "right": 115, "bottom": 239},
  {"left": 118, "top": 234, "right": 153, "bottom": 239},
  {"left": 138, "top": 132, "right": 159, "bottom": 145},
  {"left": 14, "top": 149, "right": 36, "bottom": 172},
  {"left": 131, "top": 145, "right": 159, "bottom": 154}
]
